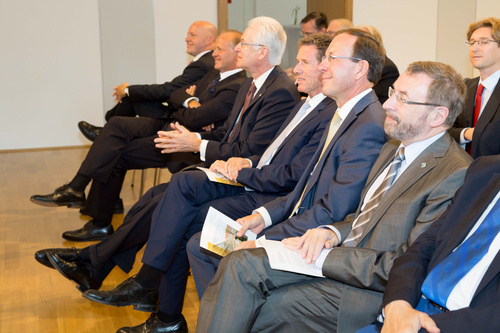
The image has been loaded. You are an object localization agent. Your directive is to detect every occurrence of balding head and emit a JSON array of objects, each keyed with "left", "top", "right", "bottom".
[
  {"left": 185, "top": 21, "right": 218, "bottom": 56},
  {"left": 327, "top": 19, "right": 354, "bottom": 35}
]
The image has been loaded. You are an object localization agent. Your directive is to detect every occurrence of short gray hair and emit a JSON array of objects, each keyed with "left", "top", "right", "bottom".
[{"left": 247, "top": 16, "right": 287, "bottom": 66}]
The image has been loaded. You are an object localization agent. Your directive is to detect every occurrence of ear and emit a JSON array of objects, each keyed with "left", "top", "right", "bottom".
[
  {"left": 354, "top": 60, "right": 370, "bottom": 81},
  {"left": 428, "top": 106, "right": 449, "bottom": 128},
  {"left": 258, "top": 46, "right": 269, "bottom": 61}
]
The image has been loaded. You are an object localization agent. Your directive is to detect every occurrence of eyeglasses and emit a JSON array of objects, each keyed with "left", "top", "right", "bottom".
[
  {"left": 240, "top": 42, "right": 265, "bottom": 47},
  {"left": 388, "top": 87, "right": 441, "bottom": 107},
  {"left": 300, "top": 31, "right": 315, "bottom": 37},
  {"left": 466, "top": 39, "right": 499, "bottom": 46},
  {"left": 321, "top": 54, "right": 363, "bottom": 63}
]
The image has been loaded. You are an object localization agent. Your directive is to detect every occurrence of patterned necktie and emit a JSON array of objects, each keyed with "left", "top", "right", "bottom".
[
  {"left": 467, "top": 84, "right": 485, "bottom": 155},
  {"left": 228, "top": 83, "right": 257, "bottom": 142},
  {"left": 421, "top": 195, "right": 500, "bottom": 309},
  {"left": 343, "top": 147, "right": 406, "bottom": 247},
  {"left": 288, "top": 111, "right": 342, "bottom": 218},
  {"left": 207, "top": 75, "right": 221, "bottom": 93},
  {"left": 257, "top": 101, "right": 310, "bottom": 168}
]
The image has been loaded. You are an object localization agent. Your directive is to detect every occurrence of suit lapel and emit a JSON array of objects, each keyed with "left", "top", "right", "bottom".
[
  {"left": 356, "top": 134, "right": 452, "bottom": 244},
  {"left": 473, "top": 77, "right": 500, "bottom": 153},
  {"left": 301, "top": 92, "right": 378, "bottom": 199},
  {"left": 273, "top": 98, "right": 333, "bottom": 159}
]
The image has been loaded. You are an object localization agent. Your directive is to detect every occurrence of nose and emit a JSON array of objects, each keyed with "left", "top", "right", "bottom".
[
  {"left": 318, "top": 58, "right": 328, "bottom": 72},
  {"left": 383, "top": 93, "right": 397, "bottom": 111}
]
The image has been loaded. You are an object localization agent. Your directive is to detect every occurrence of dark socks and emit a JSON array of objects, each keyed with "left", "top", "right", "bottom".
[
  {"left": 67, "top": 173, "right": 91, "bottom": 192},
  {"left": 79, "top": 247, "right": 115, "bottom": 283},
  {"left": 158, "top": 312, "right": 182, "bottom": 324},
  {"left": 135, "top": 264, "right": 163, "bottom": 289},
  {"left": 90, "top": 219, "right": 111, "bottom": 228}
]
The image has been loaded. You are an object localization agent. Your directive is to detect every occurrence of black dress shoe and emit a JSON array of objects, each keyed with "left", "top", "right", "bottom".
[
  {"left": 116, "top": 314, "right": 187, "bottom": 333},
  {"left": 48, "top": 253, "right": 102, "bottom": 292},
  {"left": 79, "top": 198, "right": 124, "bottom": 215},
  {"left": 62, "top": 220, "right": 114, "bottom": 242},
  {"left": 34, "top": 247, "right": 81, "bottom": 269},
  {"left": 83, "top": 276, "right": 159, "bottom": 312},
  {"left": 30, "top": 185, "right": 85, "bottom": 208},
  {"left": 78, "top": 121, "right": 102, "bottom": 142}
]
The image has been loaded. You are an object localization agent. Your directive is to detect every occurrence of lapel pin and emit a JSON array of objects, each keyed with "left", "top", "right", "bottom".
[{"left": 421, "top": 162, "right": 427, "bottom": 168}]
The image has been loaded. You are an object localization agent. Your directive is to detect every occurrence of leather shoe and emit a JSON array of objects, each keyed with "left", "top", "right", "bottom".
[
  {"left": 78, "top": 121, "right": 102, "bottom": 142},
  {"left": 83, "top": 275, "right": 159, "bottom": 312},
  {"left": 62, "top": 220, "right": 114, "bottom": 242},
  {"left": 116, "top": 314, "right": 187, "bottom": 333},
  {"left": 79, "top": 198, "right": 124, "bottom": 215},
  {"left": 48, "top": 253, "right": 102, "bottom": 292},
  {"left": 35, "top": 247, "right": 81, "bottom": 269},
  {"left": 31, "top": 184, "right": 85, "bottom": 208}
]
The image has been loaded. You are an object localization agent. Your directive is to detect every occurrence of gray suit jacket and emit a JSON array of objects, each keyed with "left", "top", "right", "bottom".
[{"left": 323, "top": 133, "right": 472, "bottom": 332}]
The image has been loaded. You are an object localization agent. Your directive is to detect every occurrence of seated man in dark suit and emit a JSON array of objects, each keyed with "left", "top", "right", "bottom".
[
  {"left": 364, "top": 154, "right": 500, "bottom": 333},
  {"left": 449, "top": 17, "right": 500, "bottom": 158},
  {"left": 79, "top": 20, "right": 218, "bottom": 141},
  {"left": 195, "top": 61, "right": 472, "bottom": 333},
  {"left": 37, "top": 32, "right": 336, "bottom": 333},
  {"left": 29, "top": 30, "right": 281, "bottom": 241}
]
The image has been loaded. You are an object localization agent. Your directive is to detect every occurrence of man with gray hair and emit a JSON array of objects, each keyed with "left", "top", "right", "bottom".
[{"left": 196, "top": 60, "right": 472, "bottom": 333}]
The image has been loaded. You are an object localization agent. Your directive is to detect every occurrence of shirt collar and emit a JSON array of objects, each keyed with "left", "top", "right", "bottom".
[
  {"left": 337, "top": 88, "right": 372, "bottom": 121},
  {"left": 398, "top": 131, "right": 446, "bottom": 166},
  {"left": 220, "top": 68, "right": 244, "bottom": 81},
  {"left": 192, "top": 50, "right": 212, "bottom": 62},
  {"left": 305, "top": 93, "right": 327, "bottom": 110},
  {"left": 479, "top": 68, "right": 500, "bottom": 92},
  {"left": 252, "top": 66, "right": 275, "bottom": 95}
]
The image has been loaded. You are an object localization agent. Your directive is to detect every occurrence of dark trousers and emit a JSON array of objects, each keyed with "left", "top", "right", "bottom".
[{"left": 77, "top": 116, "right": 201, "bottom": 225}]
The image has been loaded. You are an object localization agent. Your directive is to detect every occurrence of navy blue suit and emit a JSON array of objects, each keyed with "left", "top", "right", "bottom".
[
  {"left": 84, "top": 96, "right": 335, "bottom": 316},
  {"left": 379, "top": 155, "right": 500, "bottom": 333},
  {"left": 187, "top": 90, "right": 388, "bottom": 296},
  {"left": 449, "top": 76, "right": 500, "bottom": 158}
]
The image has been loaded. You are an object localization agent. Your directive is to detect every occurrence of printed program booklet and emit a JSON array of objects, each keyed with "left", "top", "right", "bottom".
[
  {"left": 200, "top": 207, "right": 257, "bottom": 257},
  {"left": 197, "top": 167, "right": 243, "bottom": 187}
]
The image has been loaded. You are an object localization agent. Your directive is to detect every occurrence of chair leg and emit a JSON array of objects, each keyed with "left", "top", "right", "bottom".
[
  {"left": 131, "top": 170, "right": 136, "bottom": 187},
  {"left": 140, "top": 169, "right": 147, "bottom": 197}
]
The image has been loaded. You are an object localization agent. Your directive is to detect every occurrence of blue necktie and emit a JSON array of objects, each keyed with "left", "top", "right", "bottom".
[{"left": 421, "top": 196, "right": 500, "bottom": 308}]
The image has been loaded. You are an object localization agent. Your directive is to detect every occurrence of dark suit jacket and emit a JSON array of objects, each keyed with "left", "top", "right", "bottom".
[
  {"left": 373, "top": 56, "right": 399, "bottom": 104},
  {"left": 167, "top": 69, "right": 247, "bottom": 131},
  {"left": 449, "top": 76, "right": 500, "bottom": 158},
  {"left": 200, "top": 66, "right": 301, "bottom": 165},
  {"left": 263, "top": 90, "right": 387, "bottom": 239},
  {"left": 236, "top": 97, "right": 336, "bottom": 194},
  {"left": 380, "top": 154, "right": 500, "bottom": 333},
  {"left": 322, "top": 133, "right": 472, "bottom": 332}
]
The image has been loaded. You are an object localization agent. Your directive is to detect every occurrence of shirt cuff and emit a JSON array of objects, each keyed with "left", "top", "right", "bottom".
[
  {"left": 183, "top": 96, "right": 199, "bottom": 108},
  {"left": 199, "top": 139, "right": 208, "bottom": 161},
  {"left": 124, "top": 87, "right": 129, "bottom": 96},
  {"left": 254, "top": 207, "right": 273, "bottom": 228},
  {"left": 319, "top": 225, "right": 342, "bottom": 244},
  {"left": 460, "top": 127, "right": 470, "bottom": 144},
  {"left": 245, "top": 158, "right": 253, "bottom": 167},
  {"left": 314, "top": 248, "right": 332, "bottom": 269}
]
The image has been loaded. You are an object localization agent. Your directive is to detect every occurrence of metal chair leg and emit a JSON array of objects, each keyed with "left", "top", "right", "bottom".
[{"left": 140, "top": 169, "right": 147, "bottom": 196}]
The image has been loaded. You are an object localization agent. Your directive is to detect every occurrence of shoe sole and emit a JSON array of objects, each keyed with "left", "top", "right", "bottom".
[
  {"left": 47, "top": 254, "right": 87, "bottom": 292},
  {"left": 30, "top": 197, "right": 85, "bottom": 208},
  {"left": 62, "top": 232, "right": 112, "bottom": 242},
  {"left": 81, "top": 293, "right": 159, "bottom": 312}
]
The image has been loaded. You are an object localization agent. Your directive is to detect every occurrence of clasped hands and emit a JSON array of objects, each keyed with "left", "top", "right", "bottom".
[
  {"left": 154, "top": 122, "right": 202, "bottom": 154},
  {"left": 209, "top": 157, "right": 251, "bottom": 181}
]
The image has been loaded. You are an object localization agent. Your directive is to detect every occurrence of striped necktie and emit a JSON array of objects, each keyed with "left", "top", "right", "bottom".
[{"left": 343, "top": 147, "right": 406, "bottom": 247}]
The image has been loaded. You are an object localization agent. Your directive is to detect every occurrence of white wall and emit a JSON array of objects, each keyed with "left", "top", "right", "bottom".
[
  {"left": 353, "top": 0, "right": 500, "bottom": 78},
  {"left": 0, "top": 1, "right": 103, "bottom": 150},
  {"left": 0, "top": 0, "right": 216, "bottom": 151}
]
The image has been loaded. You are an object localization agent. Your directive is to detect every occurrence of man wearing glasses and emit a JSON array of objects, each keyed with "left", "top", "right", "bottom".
[
  {"left": 196, "top": 58, "right": 472, "bottom": 332},
  {"left": 450, "top": 17, "right": 500, "bottom": 159}
]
